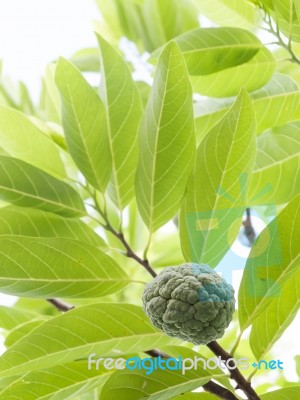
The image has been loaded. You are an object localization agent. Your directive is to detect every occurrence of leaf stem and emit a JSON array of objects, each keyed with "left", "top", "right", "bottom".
[
  {"left": 230, "top": 330, "right": 244, "bottom": 356},
  {"left": 264, "top": 11, "right": 300, "bottom": 65},
  {"left": 143, "top": 233, "right": 152, "bottom": 261},
  {"left": 247, "top": 368, "right": 258, "bottom": 382}
]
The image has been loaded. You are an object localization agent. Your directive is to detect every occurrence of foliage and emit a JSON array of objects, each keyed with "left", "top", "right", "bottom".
[{"left": 0, "top": 0, "right": 299, "bottom": 399}]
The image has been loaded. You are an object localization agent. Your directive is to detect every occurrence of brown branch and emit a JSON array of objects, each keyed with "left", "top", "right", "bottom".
[
  {"left": 115, "top": 231, "right": 157, "bottom": 278},
  {"left": 105, "top": 225, "right": 157, "bottom": 278},
  {"left": 145, "top": 349, "right": 170, "bottom": 359},
  {"left": 207, "top": 341, "right": 261, "bottom": 400},
  {"left": 145, "top": 349, "right": 238, "bottom": 400},
  {"left": 47, "top": 298, "right": 74, "bottom": 312},
  {"left": 90, "top": 190, "right": 157, "bottom": 278}
]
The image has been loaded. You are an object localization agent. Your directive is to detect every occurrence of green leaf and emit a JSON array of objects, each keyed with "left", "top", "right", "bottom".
[
  {"left": 249, "top": 73, "right": 300, "bottom": 132},
  {"left": 0, "top": 303, "right": 172, "bottom": 378},
  {"left": 248, "top": 122, "right": 300, "bottom": 205},
  {"left": 70, "top": 48, "right": 101, "bottom": 72},
  {"left": 95, "top": 0, "right": 123, "bottom": 42},
  {"left": 159, "top": 345, "right": 232, "bottom": 392},
  {"left": 180, "top": 90, "right": 256, "bottom": 266},
  {"left": 260, "top": 387, "right": 300, "bottom": 399},
  {"left": 136, "top": 81, "right": 152, "bottom": 108},
  {"left": 96, "top": 0, "right": 199, "bottom": 52},
  {"left": 297, "top": 355, "right": 300, "bottom": 378},
  {"left": 0, "top": 206, "right": 105, "bottom": 247},
  {"left": 5, "top": 319, "right": 47, "bottom": 347},
  {"left": 194, "top": 0, "right": 259, "bottom": 29},
  {"left": 238, "top": 195, "right": 300, "bottom": 357},
  {"left": 191, "top": 46, "right": 276, "bottom": 97},
  {"left": 44, "top": 64, "right": 62, "bottom": 124},
  {"left": 0, "top": 156, "right": 85, "bottom": 218},
  {"left": 173, "top": 394, "right": 219, "bottom": 400},
  {"left": 97, "top": 35, "right": 143, "bottom": 209},
  {"left": 250, "top": 267, "right": 300, "bottom": 359},
  {"left": 195, "top": 73, "right": 300, "bottom": 140},
  {"left": 153, "top": 27, "right": 262, "bottom": 76},
  {"left": 273, "top": 0, "right": 300, "bottom": 23},
  {"left": 0, "top": 361, "right": 112, "bottom": 400},
  {"left": 0, "top": 306, "right": 37, "bottom": 330},
  {"left": 259, "top": 0, "right": 274, "bottom": 9},
  {"left": 56, "top": 57, "right": 112, "bottom": 192},
  {"left": 277, "top": 54, "right": 300, "bottom": 86},
  {"left": 101, "top": 370, "right": 218, "bottom": 400},
  {"left": 19, "top": 81, "right": 34, "bottom": 115},
  {"left": 142, "top": 0, "right": 200, "bottom": 51},
  {"left": 12, "top": 298, "right": 58, "bottom": 316},
  {"left": 0, "top": 236, "right": 129, "bottom": 298},
  {"left": 100, "top": 347, "right": 224, "bottom": 400},
  {"left": 136, "top": 42, "right": 196, "bottom": 232},
  {"left": 272, "top": 0, "right": 300, "bottom": 42},
  {"left": 0, "top": 105, "right": 65, "bottom": 178},
  {"left": 150, "top": 232, "right": 185, "bottom": 268}
]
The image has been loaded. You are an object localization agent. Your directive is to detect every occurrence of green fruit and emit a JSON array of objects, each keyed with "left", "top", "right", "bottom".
[{"left": 142, "top": 263, "right": 235, "bottom": 345}]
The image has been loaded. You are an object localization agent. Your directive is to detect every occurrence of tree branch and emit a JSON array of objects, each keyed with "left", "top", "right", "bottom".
[
  {"left": 105, "top": 226, "right": 157, "bottom": 278},
  {"left": 47, "top": 298, "right": 74, "bottom": 312},
  {"left": 90, "top": 190, "right": 157, "bottom": 278},
  {"left": 144, "top": 349, "right": 170, "bottom": 359},
  {"left": 207, "top": 341, "right": 261, "bottom": 400}
]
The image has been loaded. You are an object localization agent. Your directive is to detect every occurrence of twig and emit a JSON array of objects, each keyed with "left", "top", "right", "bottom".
[
  {"left": 47, "top": 298, "right": 74, "bottom": 312},
  {"left": 264, "top": 11, "right": 300, "bottom": 64},
  {"left": 106, "top": 227, "right": 157, "bottom": 278},
  {"left": 207, "top": 341, "right": 261, "bottom": 400},
  {"left": 230, "top": 331, "right": 244, "bottom": 356},
  {"left": 144, "top": 349, "right": 170, "bottom": 359},
  {"left": 91, "top": 189, "right": 157, "bottom": 278}
]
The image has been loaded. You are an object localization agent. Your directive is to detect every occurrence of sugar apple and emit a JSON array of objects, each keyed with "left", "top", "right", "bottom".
[{"left": 142, "top": 263, "right": 235, "bottom": 345}]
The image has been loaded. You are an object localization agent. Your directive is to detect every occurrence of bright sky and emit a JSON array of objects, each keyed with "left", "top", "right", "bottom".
[{"left": 0, "top": 0, "right": 98, "bottom": 98}]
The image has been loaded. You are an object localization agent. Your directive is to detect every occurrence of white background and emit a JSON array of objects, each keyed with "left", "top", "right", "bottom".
[{"left": 0, "top": 0, "right": 98, "bottom": 98}]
